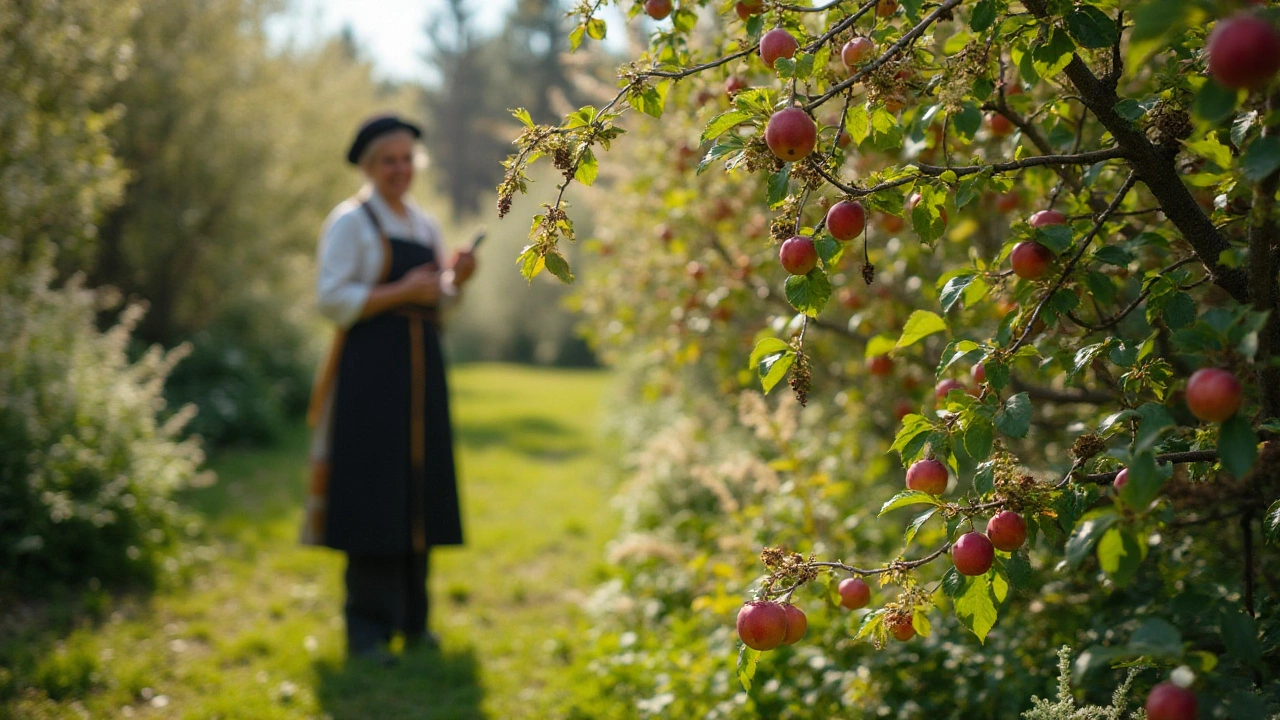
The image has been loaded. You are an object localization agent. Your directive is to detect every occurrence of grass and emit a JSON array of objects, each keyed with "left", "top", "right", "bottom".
[{"left": 1, "top": 364, "right": 618, "bottom": 719}]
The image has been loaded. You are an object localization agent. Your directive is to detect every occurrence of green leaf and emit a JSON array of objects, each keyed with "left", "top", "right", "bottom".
[
  {"left": 994, "top": 393, "right": 1031, "bottom": 439},
  {"left": 512, "top": 108, "right": 534, "bottom": 127},
  {"left": 970, "top": 0, "right": 1000, "bottom": 32},
  {"left": 628, "top": 84, "right": 666, "bottom": 119},
  {"left": 854, "top": 609, "right": 885, "bottom": 641},
  {"left": 517, "top": 244, "right": 543, "bottom": 282},
  {"left": 940, "top": 274, "right": 977, "bottom": 313},
  {"left": 1036, "top": 225, "right": 1074, "bottom": 255},
  {"left": 1066, "top": 6, "right": 1118, "bottom": 49},
  {"left": 1031, "top": 29, "right": 1075, "bottom": 80},
  {"left": 749, "top": 337, "right": 791, "bottom": 368},
  {"left": 844, "top": 104, "right": 870, "bottom": 145},
  {"left": 1240, "top": 136, "right": 1280, "bottom": 184},
  {"left": 574, "top": 148, "right": 598, "bottom": 186},
  {"left": 784, "top": 268, "right": 832, "bottom": 318},
  {"left": 954, "top": 570, "right": 1001, "bottom": 643},
  {"left": 1119, "top": 450, "right": 1164, "bottom": 509},
  {"left": 568, "top": 24, "right": 586, "bottom": 51},
  {"left": 767, "top": 166, "right": 791, "bottom": 208},
  {"left": 1065, "top": 510, "right": 1119, "bottom": 568},
  {"left": 1265, "top": 500, "right": 1280, "bottom": 546},
  {"left": 897, "top": 310, "right": 948, "bottom": 348},
  {"left": 941, "top": 567, "right": 965, "bottom": 598},
  {"left": 964, "top": 417, "right": 994, "bottom": 460},
  {"left": 1096, "top": 525, "right": 1145, "bottom": 587},
  {"left": 758, "top": 349, "right": 795, "bottom": 394},
  {"left": 585, "top": 17, "right": 607, "bottom": 40},
  {"left": 543, "top": 250, "right": 574, "bottom": 284},
  {"left": 737, "top": 645, "right": 761, "bottom": 691},
  {"left": 1194, "top": 80, "right": 1242, "bottom": 125},
  {"left": 1128, "top": 618, "right": 1183, "bottom": 658},
  {"left": 1219, "top": 414, "right": 1258, "bottom": 478},
  {"left": 973, "top": 460, "right": 996, "bottom": 497},
  {"left": 880, "top": 490, "right": 942, "bottom": 516},
  {"left": 1221, "top": 610, "right": 1261, "bottom": 666},
  {"left": 1134, "top": 403, "right": 1175, "bottom": 452},
  {"left": 904, "top": 509, "right": 936, "bottom": 546},
  {"left": 1003, "top": 552, "right": 1032, "bottom": 589},
  {"left": 701, "top": 109, "right": 753, "bottom": 144}
]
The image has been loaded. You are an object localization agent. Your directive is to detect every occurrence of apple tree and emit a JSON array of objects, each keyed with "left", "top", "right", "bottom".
[{"left": 499, "top": 0, "right": 1280, "bottom": 715}]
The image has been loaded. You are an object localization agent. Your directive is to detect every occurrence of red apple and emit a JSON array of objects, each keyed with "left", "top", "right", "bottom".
[
  {"left": 760, "top": 28, "right": 799, "bottom": 69},
  {"left": 880, "top": 213, "right": 905, "bottom": 233},
  {"left": 836, "top": 129, "right": 852, "bottom": 148},
  {"left": 952, "top": 532, "right": 995, "bottom": 576},
  {"left": 725, "top": 74, "right": 748, "bottom": 95},
  {"left": 1114, "top": 468, "right": 1129, "bottom": 491},
  {"left": 779, "top": 235, "right": 818, "bottom": 275},
  {"left": 971, "top": 364, "right": 986, "bottom": 383},
  {"left": 1145, "top": 682, "right": 1198, "bottom": 720},
  {"left": 1185, "top": 368, "right": 1243, "bottom": 422},
  {"left": 842, "top": 37, "right": 874, "bottom": 70},
  {"left": 894, "top": 399, "right": 913, "bottom": 420},
  {"left": 887, "top": 612, "right": 916, "bottom": 641},
  {"left": 765, "top": 107, "right": 817, "bottom": 161},
  {"left": 906, "top": 458, "right": 948, "bottom": 495},
  {"left": 1011, "top": 241, "right": 1053, "bottom": 280},
  {"left": 876, "top": 0, "right": 898, "bottom": 18},
  {"left": 827, "top": 200, "right": 867, "bottom": 241},
  {"left": 737, "top": 601, "right": 788, "bottom": 650},
  {"left": 781, "top": 604, "right": 807, "bottom": 645},
  {"left": 935, "top": 378, "right": 964, "bottom": 400},
  {"left": 735, "top": 0, "right": 763, "bottom": 20},
  {"left": 643, "top": 0, "right": 673, "bottom": 20},
  {"left": 987, "top": 112, "right": 1014, "bottom": 137},
  {"left": 867, "top": 355, "right": 893, "bottom": 376},
  {"left": 986, "top": 511, "right": 1027, "bottom": 552},
  {"left": 996, "top": 192, "right": 1020, "bottom": 213},
  {"left": 1207, "top": 14, "right": 1280, "bottom": 90},
  {"left": 838, "top": 577, "right": 871, "bottom": 609},
  {"left": 1029, "top": 209, "right": 1067, "bottom": 227},
  {"left": 838, "top": 287, "right": 863, "bottom": 310},
  {"left": 884, "top": 93, "right": 907, "bottom": 113}
]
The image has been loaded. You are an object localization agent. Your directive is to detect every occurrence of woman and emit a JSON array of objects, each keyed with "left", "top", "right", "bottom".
[{"left": 304, "top": 114, "right": 476, "bottom": 664}]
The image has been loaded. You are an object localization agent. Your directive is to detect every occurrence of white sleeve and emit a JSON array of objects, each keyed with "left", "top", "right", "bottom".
[
  {"left": 424, "top": 215, "right": 461, "bottom": 303},
  {"left": 316, "top": 210, "right": 372, "bottom": 329}
]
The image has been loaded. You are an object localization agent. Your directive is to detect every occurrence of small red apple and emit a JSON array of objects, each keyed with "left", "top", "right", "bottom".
[
  {"left": 1011, "top": 241, "right": 1053, "bottom": 280},
  {"left": 886, "top": 612, "right": 915, "bottom": 641},
  {"left": 760, "top": 28, "right": 799, "bottom": 69},
  {"left": 781, "top": 604, "right": 807, "bottom": 645},
  {"left": 876, "top": 0, "right": 898, "bottom": 18},
  {"left": 842, "top": 37, "right": 874, "bottom": 70},
  {"left": 1185, "top": 368, "right": 1243, "bottom": 422},
  {"left": 836, "top": 129, "right": 852, "bottom": 148},
  {"left": 884, "top": 93, "right": 907, "bottom": 113},
  {"left": 737, "top": 601, "right": 789, "bottom": 650},
  {"left": 643, "top": 0, "right": 673, "bottom": 20},
  {"left": 837, "top": 577, "right": 871, "bottom": 609},
  {"left": 987, "top": 112, "right": 1014, "bottom": 137},
  {"left": 880, "top": 213, "right": 905, "bottom": 233},
  {"left": 935, "top": 378, "right": 964, "bottom": 400},
  {"left": 906, "top": 458, "right": 948, "bottom": 495},
  {"left": 996, "top": 192, "right": 1020, "bottom": 214},
  {"left": 867, "top": 355, "right": 893, "bottom": 377},
  {"left": 971, "top": 364, "right": 986, "bottom": 384},
  {"left": 1145, "top": 682, "right": 1198, "bottom": 720},
  {"left": 1029, "top": 209, "right": 1067, "bottom": 227},
  {"left": 986, "top": 511, "right": 1027, "bottom": 552},
  {"left": 1113, "top": 468, "right": 1129, "bottom": 491},
  {"left": 838, "top": 287, "right": 863, "bottom": 311},
  {"left": 735, "top": 0, "right": 763, "bottom": 20},
  {"left": 894, "top": 399, "right": 913, "bottom": 420},
  {"left": 1207, "top": 14, "right": 1280, "bottom": 90},
  {"left": 725, "top": 74, "right": 749, "bottom": 95},
  {"left": 827, "top": 200, "right": 867, "bottom": 241},
  {"left": 765, "top": 107, "right": 817, "bottom": 161},
  {"left": 779, "top": 235, "right": 818, "bottom": 275},
  {"left": 952, "top": 532, "right": 995, "bottom": 576}
]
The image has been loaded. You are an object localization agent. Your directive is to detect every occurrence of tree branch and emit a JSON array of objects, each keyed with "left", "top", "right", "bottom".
[{"left": 1080, "top": 450, "right": 1219, "bottom": 485}]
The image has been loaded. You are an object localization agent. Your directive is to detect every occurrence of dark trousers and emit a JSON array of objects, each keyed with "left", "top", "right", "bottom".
[{"left": 343, "top": 551, "right": 430, "bottom": 654}]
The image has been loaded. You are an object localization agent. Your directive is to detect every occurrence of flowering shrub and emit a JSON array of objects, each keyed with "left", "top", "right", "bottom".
[{"left": 0, "top": 249, "right": 206, "bottom": 591}]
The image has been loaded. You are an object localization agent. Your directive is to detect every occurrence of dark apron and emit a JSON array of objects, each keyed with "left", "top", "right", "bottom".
[{"left": 320, "top": 204, "right": 463, "bottom": 554}]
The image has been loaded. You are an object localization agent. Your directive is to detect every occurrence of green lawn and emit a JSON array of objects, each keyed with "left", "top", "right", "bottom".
[{"left": 2, "top": 364, "right": 617, "bottom": 719}]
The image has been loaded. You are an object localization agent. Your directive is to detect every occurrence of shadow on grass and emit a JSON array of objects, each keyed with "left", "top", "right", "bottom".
[
  {"left": 455, "top": 415, "right": 586, "bottom": 459},
  {"left": 315, "top": 644, "right": 486, "bottom": 720}
]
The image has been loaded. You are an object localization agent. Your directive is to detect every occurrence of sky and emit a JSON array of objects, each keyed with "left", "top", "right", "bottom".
[
  {"left": 267, "top": 0, "right": 625, "bottom": 83},
  {"left": 267, "top": 0, "right": 516, "bottom": 82}
]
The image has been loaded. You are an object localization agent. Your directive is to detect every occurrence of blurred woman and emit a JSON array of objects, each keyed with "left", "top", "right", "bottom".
[{"left": 303, "top": 114, "right": 476, "bottom": 664}]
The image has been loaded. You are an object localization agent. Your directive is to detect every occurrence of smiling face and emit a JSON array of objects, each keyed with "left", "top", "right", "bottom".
[{"left": 361, "top": 130, "right": 416, "bottom": 201}]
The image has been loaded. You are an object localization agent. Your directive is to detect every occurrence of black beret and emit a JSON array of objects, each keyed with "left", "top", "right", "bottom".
[{"left": 346, "top": 115, "right": 423, "bottom": 165}]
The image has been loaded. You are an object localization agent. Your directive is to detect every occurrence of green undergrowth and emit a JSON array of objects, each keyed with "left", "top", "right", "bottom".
[{"left": 1, "top": 364, "right": 618, "bottom": 719}]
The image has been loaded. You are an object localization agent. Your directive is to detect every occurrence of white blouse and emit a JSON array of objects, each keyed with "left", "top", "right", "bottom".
[{"left": 315, "top": 189, "right": 457, "bottom": 329}]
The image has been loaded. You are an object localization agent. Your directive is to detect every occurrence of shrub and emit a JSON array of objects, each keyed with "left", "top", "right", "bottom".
[{"left": 0, "top": 249, "right": 206, "bottom": 592}]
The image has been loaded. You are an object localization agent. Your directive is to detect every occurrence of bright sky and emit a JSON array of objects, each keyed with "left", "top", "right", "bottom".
[{"left": 268, "top": 0, "right": 625, "bottom": 83}]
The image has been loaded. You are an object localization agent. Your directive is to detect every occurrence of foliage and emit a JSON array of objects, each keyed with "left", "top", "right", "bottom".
[
  {"left": 0, "top": 0, "right": 135, "bottom": 268},
  {"left": 0, "top": 249, "right": 205, "bottom": 592},
  {"left": 1022, "top": 647, "right": 1143, "bottom": 720},
  {"left": 501, "top": 0, "right": 1280, "bottom": 715}
]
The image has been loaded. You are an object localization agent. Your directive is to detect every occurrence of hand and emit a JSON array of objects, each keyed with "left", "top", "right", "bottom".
[
  {"left": 451, "top": 249, "right": 477, "bottom": 285},
  {"left": 398, "top": 264, "right": 441, "bottom": 305}
]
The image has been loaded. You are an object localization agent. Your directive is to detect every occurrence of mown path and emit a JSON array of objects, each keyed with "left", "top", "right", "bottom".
[{"left": 3, "top": 365, "right": 616, "bottom": 719}]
